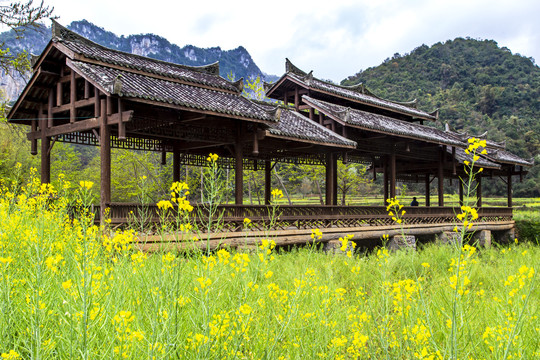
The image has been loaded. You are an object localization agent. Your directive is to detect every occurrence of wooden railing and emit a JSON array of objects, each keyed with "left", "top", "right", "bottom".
[{"left": 94, "top": 203, "right": 513, "bottom": 232}]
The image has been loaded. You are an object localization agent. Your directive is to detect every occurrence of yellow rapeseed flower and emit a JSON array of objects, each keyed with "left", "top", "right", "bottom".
[{"left": 79, "top": 181, "right": 94, "bottom": 190}]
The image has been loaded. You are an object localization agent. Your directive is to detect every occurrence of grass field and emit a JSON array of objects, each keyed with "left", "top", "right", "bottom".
[{"left": 0, "top": 172, "right": 539, "bottom": 359}]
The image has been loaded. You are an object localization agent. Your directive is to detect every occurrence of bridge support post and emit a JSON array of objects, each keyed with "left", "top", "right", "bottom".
[
  {"left": 437, "top": 231, "right": 460, "bottom": 245},
  {"left": 473, "top": 229, "right": 491, "bottom": 247},
  {"left": 387, "top": 235, "right": 416, "bottom": 251},
  {"left": 492, "top": 228, "right": 515, "bottom": 244}
]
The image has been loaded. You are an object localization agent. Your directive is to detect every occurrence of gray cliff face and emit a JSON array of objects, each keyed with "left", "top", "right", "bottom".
[{"left": 0, "top": 20, "right": 274, "bottom": 103}]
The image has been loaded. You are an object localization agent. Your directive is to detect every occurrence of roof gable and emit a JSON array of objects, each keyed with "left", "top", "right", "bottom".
[
  {"left": 50, "top": 20, "right": 239, "bottom": 93},
  {"left": 266, "top": 59, "right": 438, "bottom": 121}
]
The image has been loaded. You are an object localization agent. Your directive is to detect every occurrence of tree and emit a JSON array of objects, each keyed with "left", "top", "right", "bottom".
[
  {"left": 0, "top": 0, "right": 54, "bottom": 85},
  {"left": 0, "top": 1, "right": 54, "bottom": 182}
]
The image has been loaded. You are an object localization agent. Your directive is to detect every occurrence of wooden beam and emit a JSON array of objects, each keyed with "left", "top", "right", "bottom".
[
  {"left": 100, "top": 98, "right": 111, "bottom": 225},
  {"left": 27, "top": 111, "right": 134, "bottom": 140},
  {"left": 51, "top": 97, "right": 97, "bottom": 114}
]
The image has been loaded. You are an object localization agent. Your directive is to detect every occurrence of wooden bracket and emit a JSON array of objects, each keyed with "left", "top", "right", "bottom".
[
  {"left": 47, "top": 136, "right": 58, "bottom": 156},
  {"left": 92, "top": 129, "right": 101, "bottom": 145}
]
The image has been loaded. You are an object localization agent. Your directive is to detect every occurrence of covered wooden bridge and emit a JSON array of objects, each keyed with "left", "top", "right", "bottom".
[{"left": 7, "top": 21, "right": 533, "bottom": 247}]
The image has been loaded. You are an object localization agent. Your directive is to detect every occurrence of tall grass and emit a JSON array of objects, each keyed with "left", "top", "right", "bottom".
[{"left": 0, "top": 146, "right": 539, "bottom": 359}]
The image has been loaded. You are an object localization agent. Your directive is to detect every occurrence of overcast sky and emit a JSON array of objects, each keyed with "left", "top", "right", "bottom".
[{"left": 47, "top": 0, "right": 540, "bottom": 81}]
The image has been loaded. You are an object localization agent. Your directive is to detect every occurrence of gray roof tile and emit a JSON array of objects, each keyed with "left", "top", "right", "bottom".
[{"left": 70, "top": 61, "right": 275, "bottom": 122}]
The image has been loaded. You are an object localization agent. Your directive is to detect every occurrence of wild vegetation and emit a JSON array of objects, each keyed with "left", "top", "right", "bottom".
[
  {"left": 342, "top": 38, "right": 540, "bottom": 197},
  {"left": 0, "top": 140, "right": 539, "bottom": 359}
]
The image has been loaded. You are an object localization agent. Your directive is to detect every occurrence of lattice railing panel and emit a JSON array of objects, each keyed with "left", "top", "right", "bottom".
[{"left": 97, "top": 204, "right": 513, "bottom": 233}]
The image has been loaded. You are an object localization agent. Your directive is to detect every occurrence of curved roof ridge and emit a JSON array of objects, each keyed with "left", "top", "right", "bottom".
[
  {"left": 284, "top": 58, "right": 422, "bottom": 111},
  {"left": 341, "top": 82, "right": 419, "bottom": 109},
  {"left": 285, "top": 58, "right": 309, "bottom": 76},
  {"left": 50, "top": 20, "right": 239, "bottom": 89}
]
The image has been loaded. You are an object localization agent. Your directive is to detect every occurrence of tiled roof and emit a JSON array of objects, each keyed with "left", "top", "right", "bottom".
[
  {"left": 254, "top": 102, "right": 356, "bottom": 148},
  {"left": 69, "top": 61, "right": 276, "bottom": 122},
  {"left": 266, "top": 59, "right": 437, "bottom": 121},
  {"left": 303, "top": 96, "right": 464, "bottom": 147},
  {"left": 448, "top": 147, "right": 500, "bottom": 169},
  {"left": 486, "top": 148, "right": 534, "bottom": 167},
  {"left": 52, "top": 20, "right": 239, "bottom": 93}
]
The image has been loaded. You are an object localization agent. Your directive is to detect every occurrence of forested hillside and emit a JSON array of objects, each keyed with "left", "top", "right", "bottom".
[{"left": 342, "top": 38, "right": 539, "bottom": 196}]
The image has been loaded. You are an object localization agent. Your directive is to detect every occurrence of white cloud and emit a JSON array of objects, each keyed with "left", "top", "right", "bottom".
[{"left": 47, "top": 0, "right": 540, "bottom": 80}]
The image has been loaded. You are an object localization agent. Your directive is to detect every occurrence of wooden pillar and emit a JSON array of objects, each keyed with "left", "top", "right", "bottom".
[
  {"left": 477, "top": 176, "right": 482, "bottom": 207},
  {"left": 117, "top": 98, "right": 126, "bottom": 140},
  {"left": 47, "top": 88, "right": 54, "bottom": 128},
  {"left": 235, "top": 141, "right": 243, "bottom": 205},
  {"left": 459, "top": 178, "right": 464, "bottom": 206},
  {"left": 425, "top": 174, "right": 430, "bottom": 207},
  {"left": 56, "top": 67, "right": 63, "bottom": 106},
  {"left": 390, "top": 152, "right": 396, "bottom": 199},
  {"left": 325, "top": 153, "right": 336, "bottom": 205},
  {"left": 84, "top": 79, "right": 90, "bottom": 99},
  {"left": 383, "top": 156, "right": 389, "bottom": 205},
  {"left": 100, "top": 98, "right": 111, "bottom": 222},
  {"left": 438, "top": 149, "right": 444, "bottom": 207},
  {"left": 173, "top": 147, "right": 180, "bottom": 183},
  {"left": 507, "top": 170, "right": 513, "bottom": 208},
  {"left": 39, "top": 104, "right": 50, "bottom": 184},
  {"left": 94, "top": 88, "right": 101, "bottom": 118},
  {"left": 294, "top": 87, "right": 299, "bottom": 111},
  {"left": 70, "top": 70, "right": 76, "bottom": 123},
  {"left": 264, "top": 160, "right": 271, "bottom": 205}
]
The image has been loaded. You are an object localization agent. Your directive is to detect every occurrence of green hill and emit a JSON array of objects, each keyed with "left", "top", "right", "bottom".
[{"left": 342, "top": 38, "right": 540, "bottom": 197}]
